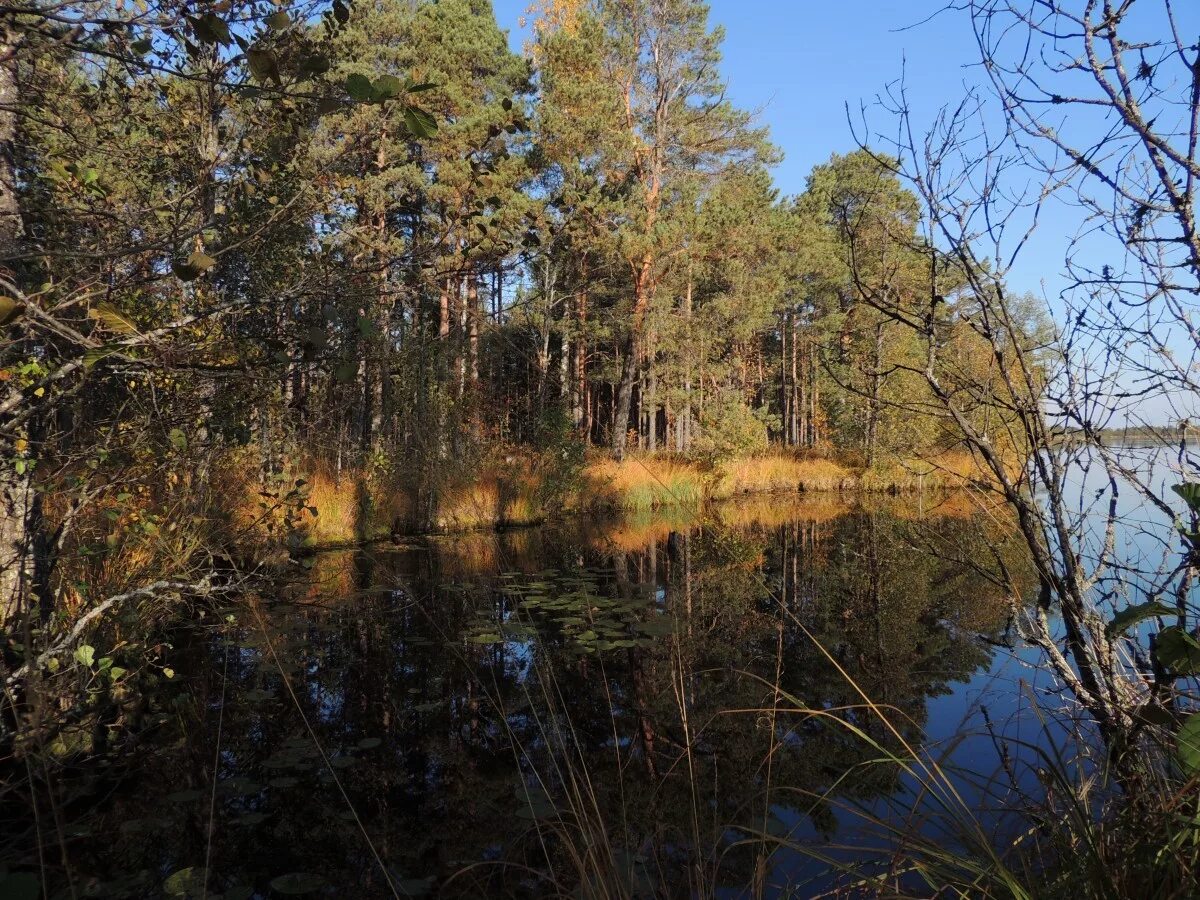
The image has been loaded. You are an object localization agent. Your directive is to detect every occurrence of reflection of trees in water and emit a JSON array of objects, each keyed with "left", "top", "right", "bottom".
[{"left": 9, "top": 505, "right": 1028, "bottom": 897}]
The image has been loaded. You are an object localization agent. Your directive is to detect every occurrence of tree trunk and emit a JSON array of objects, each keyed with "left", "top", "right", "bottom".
[
  {"left": 866, "top": 321, "right": 884, "bottom": 466},
  {"left": 613, "top": 334, "right": 638, "bottom": 459},
  {"left": 559, "top": 298, "right": 570, "bottom": 405},
  {"left": 791, "top": 316, "right": 800, "bottom": 445},
  {"left": 467, "top": 274, "right": 479, "bottom": 386},
  {"left": 573, "top": 263, "right": 589, "bottom": 437},
  {"left": 647, "top": 337, "right": 657, "bottom": 453},
  {"left": 781, "top": 311, "right": 790, "bottom": 445},
  {"left": 613, "top": 252, "right": 654, "bottom": 458},
  {"left": 439, "top": 277, "right": 450, "bottom": 340},
  {"left": 681, "top": 274, "right": 693, "bottom": 452},
  {"left": 0, "top": 23, "right": 29, "bottom": 623}
]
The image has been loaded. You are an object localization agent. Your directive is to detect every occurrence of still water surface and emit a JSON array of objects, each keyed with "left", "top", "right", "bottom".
[{"left": 21, "top": 492, "right": 1064, "bottom": 897}]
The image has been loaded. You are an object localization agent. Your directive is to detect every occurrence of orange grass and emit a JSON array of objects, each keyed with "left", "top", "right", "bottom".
[
  {"left": 712, "top": 453, "right": 856, "bottom": 498},
  {"left": 434, "top": 474, "right": 545, "bottom": 532},
  {"left": 713, "top": 493, "right": 853, "bottom": 529},
  {"left": 228, "top": 445, "right": 1010, "bottom": 544},
  {"left": 583, "top": 454, "right": 707, "bottom": 510}
]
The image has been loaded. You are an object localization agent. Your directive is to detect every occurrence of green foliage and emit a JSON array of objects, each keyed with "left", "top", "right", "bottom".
[
  {"left": 1178, "top": 713, "right": 1200, "bottom": 775},
  {"left": 694, "top": 391, "right": 773, "bottom": 459},
  {"left": 1106, "top": 600, "right": 1176, "bottom": 637},
  {"left": 1154, "top": 626, "right": 1200, "bottom": 676}
]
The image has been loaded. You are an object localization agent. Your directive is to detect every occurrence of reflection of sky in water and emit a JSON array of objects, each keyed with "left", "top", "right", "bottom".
[
  {"left": 752, "top": 448, "right": 1192, "bottom": 896},
  {"left": 21, "top": 471, "right": 1180, "bottom": 898}
]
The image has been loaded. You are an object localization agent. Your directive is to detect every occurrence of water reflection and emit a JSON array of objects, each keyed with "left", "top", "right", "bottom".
[{"left": 12, "top": 495, "right": 1031, "bottom": 897}]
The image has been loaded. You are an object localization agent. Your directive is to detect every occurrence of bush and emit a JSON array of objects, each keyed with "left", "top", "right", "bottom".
[{"left": 694, "top": 393, "right": 775, "bottom": 459}]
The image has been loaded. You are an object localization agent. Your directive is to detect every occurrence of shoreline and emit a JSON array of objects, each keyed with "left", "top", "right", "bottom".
[{"left": 262, "top": 449, "right": 995, "bottom": 548}]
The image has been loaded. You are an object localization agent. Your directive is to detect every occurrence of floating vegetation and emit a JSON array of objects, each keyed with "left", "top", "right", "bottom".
[{"left": 460, "top": 569, "right": 677, "bottom": 653}]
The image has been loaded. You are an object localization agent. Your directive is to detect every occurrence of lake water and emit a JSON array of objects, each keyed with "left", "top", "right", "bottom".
[{"left": 10, "top": 491, "right": 1072, "bottom": 898}]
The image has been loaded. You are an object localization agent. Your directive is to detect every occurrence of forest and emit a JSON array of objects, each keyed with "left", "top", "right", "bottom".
[
  {"left": 2, "top": 0, "right": 1200, "bottom": 898},
  {"left": 1, "top": 0, "right": 1035, "bottom": 560}
]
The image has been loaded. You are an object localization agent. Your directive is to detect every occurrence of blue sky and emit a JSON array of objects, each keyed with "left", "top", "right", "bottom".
[
  {"left": 488, "top": 2, "right": 1200, "bottom": 423},
  {"left": 489, "top": 1, "right": 977, "bottom": 197},
  {"left": 490, "top": 1, "right": 1055, "bottom": 287}
]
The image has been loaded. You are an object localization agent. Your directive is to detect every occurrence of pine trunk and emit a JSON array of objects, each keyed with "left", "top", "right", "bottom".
[{"left": 0, "top": 24, "right": 29, "bottom": 622}]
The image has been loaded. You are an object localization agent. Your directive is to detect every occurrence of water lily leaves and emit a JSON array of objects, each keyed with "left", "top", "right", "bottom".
[
  {"left": 514, "top": 785, "right": 556, "bottom": 820},
  {"left": 244, "top": 688, "right": 276, "bottom": 702},
  {"left": 357, "top": 737, "right": 382, "bottom": 749},
  {"left": 467, "top": 632, "right": 503, "bottom": 644},
  {"left": 396, "top": 876, "right": 435, "bottom": 896},
  {"left": 164, "top": 867, "right": 204, "bottom": 896},
  {"left": 218, "top": 777, "right": 263, "bottom": 796},
  {"left": 1178, "top": 712, "right": 1200, "bottom": 774},
  {"left": 269, "top": 872, "right": 327, "bottom": 894},
  {"left": 264, "top": 750, "right": 313, "bottom": 771},
  {"left": 635, "top": 618, "right": 676, "bottom": 636},
  {"left": 501, "top": 623, "right": 536, "bottom": 639}
]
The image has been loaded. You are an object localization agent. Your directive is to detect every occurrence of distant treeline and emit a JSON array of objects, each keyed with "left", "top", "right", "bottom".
[{"left": 1056, "top": 425, "right": 1200, "bottom": 446}]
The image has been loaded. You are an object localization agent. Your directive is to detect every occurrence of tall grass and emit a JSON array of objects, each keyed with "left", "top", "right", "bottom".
[
  {"left": 227, "top": 445, "right": 1007, "bottom": 545},
  {"left": 712, "top": 453, "right": 856, "bottom": 497},
  {"left": 435, "top": 473, "right": 545, "bottom": 531},
  {"left": 585, "top": 454, "right": 707, "bottom": 510},
  {"left": 432, "top": 480, "right": 1197, "bottom": 899},
  {"left": 447, "top": 606, "right": 1199, "bottom": 898}
]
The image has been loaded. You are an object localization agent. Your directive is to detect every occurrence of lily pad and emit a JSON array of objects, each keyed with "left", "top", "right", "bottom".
[{"left": 164, "top": 867, "right": 204, "bottom": 896}]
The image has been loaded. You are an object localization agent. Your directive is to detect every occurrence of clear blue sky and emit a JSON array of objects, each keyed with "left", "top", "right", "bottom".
[
  {"left": 490, "top": 1, "right": 977, "bottom": 196},
  {"left": 488, "top": 1, "right": 1199, "bottom": 422},
  {"left": 490, "top": 1, "right": 1050, "bottom": 285}
]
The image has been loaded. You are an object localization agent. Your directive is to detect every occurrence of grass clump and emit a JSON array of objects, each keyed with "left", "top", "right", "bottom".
[
  {"left": 712, "top": 452, "right": 855, "bottom": 497},
  {"left": 584, "top": 454, "right": 707, "bottom": 510}
]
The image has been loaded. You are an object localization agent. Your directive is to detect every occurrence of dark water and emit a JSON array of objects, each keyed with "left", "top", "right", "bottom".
[{"left": 5, "top": 495, "right": 1038, "bottom": 898}]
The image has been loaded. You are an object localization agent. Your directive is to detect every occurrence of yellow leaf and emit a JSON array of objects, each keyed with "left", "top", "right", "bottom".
[{"left": 89, "top": 302, "right": 139, "bottom": 335}]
